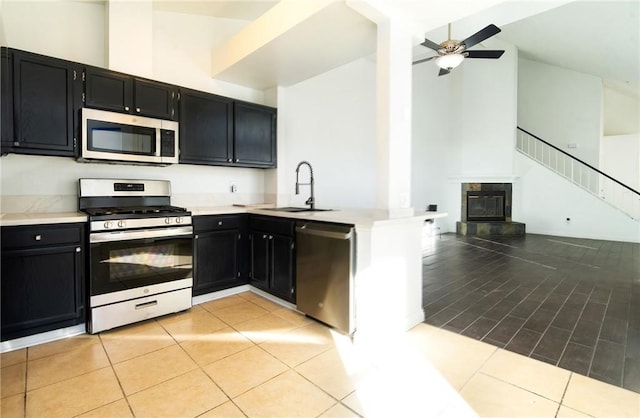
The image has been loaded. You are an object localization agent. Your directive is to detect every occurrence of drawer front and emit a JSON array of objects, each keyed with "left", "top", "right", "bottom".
[
  {"left": 193, "top": 214, "right": 245, "bottom": 232},
  {"left": 89, "top": 287, "right": 192, "bottom": 333},
  {"left": 249, "top": 215, "right": 294, "bottom": 236},
  {"left": 2, "top": 224, "right": 83, "bottom": 249}
]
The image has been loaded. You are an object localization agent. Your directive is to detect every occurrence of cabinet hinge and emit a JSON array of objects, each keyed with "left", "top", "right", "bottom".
[
  {"left": 291, "top": 242, "right": 295, "bottom": 250},
  {"left": 177, "top": 92, "right": 181, "bottom": 100},
  {"left": 73, "top": 70, "right": 77, "bottom": 80},
  {"left": 249, "top": 271, "right": 252, "bottom": 278},
  {"left": 237, "top": 271, "right": 240, "bottom": 277},
  {"left": 291, "top": 287, "right": 294, "bottom": 295},
  {"left": 82, "top": 71, "right": 86, "bottom": 82},
  {"left": 238, "top": 233, "right": 241, "bottom": 240},
  {"left": 73, "top": 137, "right": 77, "bottom": 149},
  {"left": 82, "top": 93, "right": 85, "bottom": 103}
]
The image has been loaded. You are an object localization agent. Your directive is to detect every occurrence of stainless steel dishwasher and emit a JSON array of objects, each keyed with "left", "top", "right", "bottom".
[{"left": 295, "top": 221, "right": 355, "bottom": 335}]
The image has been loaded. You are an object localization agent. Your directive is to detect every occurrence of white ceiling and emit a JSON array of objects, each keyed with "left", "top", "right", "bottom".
[
  {"left": 150, "top": 0, "right": 639, "bottom": 92},
  {"left": 498, "top": 1, "right": 639, "bottom": 93}
]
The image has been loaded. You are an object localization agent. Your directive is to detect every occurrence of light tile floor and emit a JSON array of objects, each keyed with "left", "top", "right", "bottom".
[{"left": 1, "top": 291, "right": 639, "bottom": 417}]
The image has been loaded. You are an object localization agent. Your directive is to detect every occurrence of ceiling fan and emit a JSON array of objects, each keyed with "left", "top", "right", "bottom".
[{"left": 414, "top": 23, "right": 505, "bottom": 76}]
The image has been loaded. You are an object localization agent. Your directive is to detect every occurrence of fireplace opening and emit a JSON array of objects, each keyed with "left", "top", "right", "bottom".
[{"left": 467, "top": 191, "right": 506, "bottom": 222}]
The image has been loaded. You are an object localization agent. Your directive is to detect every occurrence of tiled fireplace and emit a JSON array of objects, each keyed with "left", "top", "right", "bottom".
[{"left": 456, "top": 183, "right": 525, "bottom": 236}]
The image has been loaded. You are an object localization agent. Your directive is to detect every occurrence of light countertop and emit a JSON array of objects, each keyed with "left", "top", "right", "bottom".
[{"left": 1, "top": 206, "right": 447, "bottom": 228}]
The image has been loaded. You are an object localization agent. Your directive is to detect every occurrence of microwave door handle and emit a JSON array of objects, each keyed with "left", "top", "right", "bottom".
[{"left": 90, "top": 226, "right": 193, "bottom": 243}]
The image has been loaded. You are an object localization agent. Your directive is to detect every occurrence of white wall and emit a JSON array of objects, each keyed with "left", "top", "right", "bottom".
[
  {"left": 412, "top": 38, "right": 518, "bottom": 232},
  {"left": 278, "top": 58, "right": 377, "bottom": 210},
  {"left": 518, "top": 58, "right": 602, "bottom": 167},
  {"left": 603, "top": 85, "right": 640, "bottom": 136},
  {"left": 1, "top": 1, "right": 105, "bottom": 66},
  {"left": 600, "top": 134, "right": 640, "bottom": 191},
  {"left": 0, "top": 1, "right": 269, "bottom": 213},
  {"left": 514, "top": 152, "right": 639, "bottom": 242}
]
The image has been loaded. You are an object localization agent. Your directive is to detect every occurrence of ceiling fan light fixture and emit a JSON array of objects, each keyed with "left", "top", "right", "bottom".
[{"left": 435, "top": 53, "right": 464, "bottom": 70}]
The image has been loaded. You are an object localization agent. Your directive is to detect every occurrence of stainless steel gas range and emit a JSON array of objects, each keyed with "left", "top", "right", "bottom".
[{"left": 79, "top": 178, "right": 193, "bottom": 334}]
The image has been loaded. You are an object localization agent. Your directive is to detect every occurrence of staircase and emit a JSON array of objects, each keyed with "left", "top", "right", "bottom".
[{"left": 516, "top": 127, "right": 640, "bottom": 220}]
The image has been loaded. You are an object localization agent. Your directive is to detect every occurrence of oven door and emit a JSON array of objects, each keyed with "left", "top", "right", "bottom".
[{"left": 89, "top": 226, "right": 193, "bottom": 303}]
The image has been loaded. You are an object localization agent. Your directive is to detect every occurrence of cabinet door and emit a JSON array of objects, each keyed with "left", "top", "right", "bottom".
[
  {"left": 270, "top": 233, "right": 295, "bottom": 302},
  {"left": 1, "top": 244, "right": 84, "bottom": 341},
  {"left": 134, "top": 78, "right": 176, "bottom": 120},
  {"left": 84, "top": 67, "right": 133, "bottom": 114},
  {"left": 179, "top": 89, "right": 233, "bottom": 165},
  {"left": 249, "top": 231, "right": 270, "bottom": 291},
  {"left": 234, "top": 101, "right": 277, "bottom": 168},
  {"left": 1, "top": 47, "right": 13, "bottom": 151},
  {"left": 12, "top": 50, "right": 80, "bottom": 156},
  {"left": 193, "top": 229, "right": 242, "bottom": 295}
]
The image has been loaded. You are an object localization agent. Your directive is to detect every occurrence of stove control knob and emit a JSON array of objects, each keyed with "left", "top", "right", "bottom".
[
  {"left": 104, "top": 221, "right": 113, "bottom": 229},
  {"left": 165, "top": 217, "right": 172, "bottom": 225},
  {"left": 117, "top": 220, "right": 126, "bottom": 228},
  {"left": 176, "top": 217, "right": 183, "bottom": 224}
]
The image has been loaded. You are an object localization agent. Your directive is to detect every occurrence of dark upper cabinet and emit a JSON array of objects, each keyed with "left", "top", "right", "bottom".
[
  {"left": 1, "top": 223, "right": 85, "bottom": 341},
  {"left": 248, "top": 216, "right": 295, "bottom": 303},
  {"left": 84, "top": 67, "right": 178, "bottom": 120},
  {"left": 192, "top": 214, "right": 248, "bottom": 296},
  {"left": 3, "top": 49, "right": 81, "bottom": 157},
  {"left": 179, "top": 88, "right": 233, "bottom": 165},
  {"left": 1, "top": 47, "right": 13, "bottom": 152},
  {"left": 234, "top": 101, "right": 277, "bottom": 168}
]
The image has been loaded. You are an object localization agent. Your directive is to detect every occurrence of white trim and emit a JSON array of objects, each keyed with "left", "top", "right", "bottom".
[
  {"left": 1, "top": 324, "right": 86, "bottom": 353},
  {"left": 191, "top": 284, "right": 251, "bottom": 305}
]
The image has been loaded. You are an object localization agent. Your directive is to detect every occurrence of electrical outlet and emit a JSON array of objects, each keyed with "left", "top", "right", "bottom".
[{"left": 230, "top": 183, "right": 238, "bottom": 193}]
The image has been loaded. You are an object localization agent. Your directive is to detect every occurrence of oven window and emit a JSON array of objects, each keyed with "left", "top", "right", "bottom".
[
  {"left": 90, "top": 236, "right": 192, "bottom": 295},
  {"left": 87, "top": 120, "right": 156, "bottom": 155}
]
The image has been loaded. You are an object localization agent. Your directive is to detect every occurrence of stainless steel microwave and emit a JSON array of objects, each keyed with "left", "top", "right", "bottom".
[{"left": 80, "top": 108, "right": 179, "bottom": 165}]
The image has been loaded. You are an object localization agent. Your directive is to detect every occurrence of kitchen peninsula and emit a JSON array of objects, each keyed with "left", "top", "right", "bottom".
[{"left": 1, "top": 206, "right": 446, "bottom": 349}]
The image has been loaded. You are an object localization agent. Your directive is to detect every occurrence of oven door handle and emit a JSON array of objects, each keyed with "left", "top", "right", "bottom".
[{"left": 90, "top": 226, "right": 193, "bottom": 243}]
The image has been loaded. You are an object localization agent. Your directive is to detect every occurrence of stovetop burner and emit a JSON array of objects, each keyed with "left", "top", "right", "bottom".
[{"left": 83, "top": 205, "right": 188, "bottom": 217}]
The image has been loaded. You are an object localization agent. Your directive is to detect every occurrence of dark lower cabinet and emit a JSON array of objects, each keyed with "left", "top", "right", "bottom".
[
  {"left": 249, "top": 216, "right": 295, "bottom": 303},
  {"left": 3, "top": 49, "right": 82, "bottom": 157},
  {"left": 193, "top": 215, "right": 247, "bottom": 296},
  {"left": 1, "top": 223, "right": 85, "bottom": 341}
]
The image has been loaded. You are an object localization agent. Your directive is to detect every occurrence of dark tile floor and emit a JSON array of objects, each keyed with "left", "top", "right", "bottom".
[{"left": 422, "top": 233, "right": 640, "bottom": 393}]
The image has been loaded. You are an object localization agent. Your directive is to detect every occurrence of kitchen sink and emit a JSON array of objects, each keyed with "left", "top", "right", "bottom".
[{"left": 264, "top": 207, "right": 333, "bottom": 213}]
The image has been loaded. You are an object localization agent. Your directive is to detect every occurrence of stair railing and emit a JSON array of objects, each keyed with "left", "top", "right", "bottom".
[{"left": 516, "top": 127, "right": 640, "bottom": 220}]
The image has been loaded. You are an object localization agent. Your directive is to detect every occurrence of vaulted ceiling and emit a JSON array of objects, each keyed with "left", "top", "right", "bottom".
[{"left": 151, "top": 0, "right": 639, "bottom": 93}]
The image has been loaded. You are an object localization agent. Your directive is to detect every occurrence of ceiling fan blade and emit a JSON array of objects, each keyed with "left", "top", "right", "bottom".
[
  {"left": 460, "top": 24, "right": 501, "bottom": 49},
  {"left": 412, "top": 56, "right": 437, "bottom": 65},
  {"left": 438, "top": 68, "right": 451, "bottom": 76},
  {"left": 465, "top": 50, "right": 505, "bottom": 59},
  {"left": 421, "top": 38, "right": 442, "bottom": 51}
]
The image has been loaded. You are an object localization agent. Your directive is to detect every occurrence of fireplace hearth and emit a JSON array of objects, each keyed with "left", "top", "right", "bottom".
[{"left": 456, "top": 182, "right": 525, "bottom": 236}]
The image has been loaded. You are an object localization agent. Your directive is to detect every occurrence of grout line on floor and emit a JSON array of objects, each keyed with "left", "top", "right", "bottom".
[
  {"left": 457, "top": 241, "right": 558, "bottom": 270},
  {"left": 554, "top": 372, "right": 573, "bottom": 418},
  {"left": 547, "top": 239, "right": 599, "bottom": 250}
]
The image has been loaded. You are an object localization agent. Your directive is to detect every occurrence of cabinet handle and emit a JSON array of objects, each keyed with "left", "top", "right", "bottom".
[
  {"left": 195, "top": 234, "right": 199, "bottom": 239},
  {"left": 135, "top": 300, "right": 158, "bottom": 309},
  {"left": 227, "top": 158, "right": 232, "bottom": 163},
  {"left": 124, "top": 106, "right": 130, "bottom": 111},
  {"left": 235, "top": 159, "right": 239, "bottom": 163},
  {"left": 35, "top": 234, "right": 42, "bottom": 241},
  {"left": 269, "top": 235, "right": 273, "bottom": 240},
  {"left": 136, "top": 107, "right": 141, "bottom": 113},
  {"left": 76, "top": 247, "right": 81, "bottom": 253},
  {"left": 218, "top": 221, "right": 223, "bottom": 226},
  {"left": 262, "top": 234, "right": 267, "bottom": 239}
]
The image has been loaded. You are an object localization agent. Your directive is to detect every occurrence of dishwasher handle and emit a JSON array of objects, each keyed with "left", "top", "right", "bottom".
[{"left": 296, "top": 225, "right": 353, "bottom": 240}]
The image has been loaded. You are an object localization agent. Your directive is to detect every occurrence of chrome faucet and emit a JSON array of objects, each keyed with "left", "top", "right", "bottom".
[{"left": 295, "top": 160, "right": 315, "bottom": 209}]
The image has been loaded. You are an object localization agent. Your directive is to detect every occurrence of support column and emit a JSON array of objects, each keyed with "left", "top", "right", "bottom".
[
  {"left": 375, "top": 18, "right": 413, "bottom": 210},
  {"left": 105, "top": 0, "right": 153, "bottom": 77}
]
